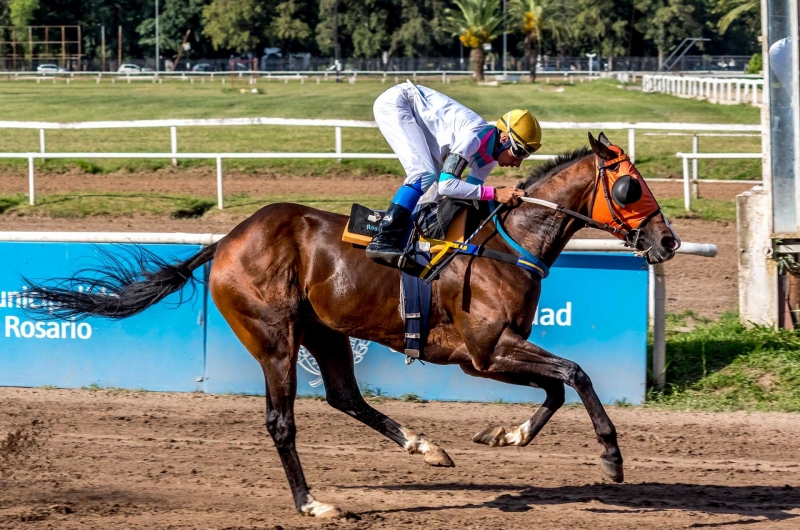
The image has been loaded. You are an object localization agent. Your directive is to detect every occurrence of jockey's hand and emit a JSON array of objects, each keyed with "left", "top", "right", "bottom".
[{"left": 495, "top": 187, "right": 526, "bottom": 206}]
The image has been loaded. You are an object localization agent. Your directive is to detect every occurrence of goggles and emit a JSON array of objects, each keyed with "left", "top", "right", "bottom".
[{"left": 500, "top": 130, "right": 537, "bottom": 160}]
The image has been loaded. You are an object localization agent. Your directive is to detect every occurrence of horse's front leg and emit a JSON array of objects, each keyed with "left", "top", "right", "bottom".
[
  {"left": 473, "top": 332, "right": 624, "bottom": 483},
  {"left": 460, "top": 365, "right": 565, "bottom": 447}
]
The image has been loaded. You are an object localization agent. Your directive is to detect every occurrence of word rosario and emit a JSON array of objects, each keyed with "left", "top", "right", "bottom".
[{"left": 5, "top": 316, "right": 92, "bottom": 340}]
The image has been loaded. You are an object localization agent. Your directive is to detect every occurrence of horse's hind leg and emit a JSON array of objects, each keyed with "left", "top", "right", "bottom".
[
  {"left": 302, "top": 324, "right": 454, "bottom": 467},
  {"left": 463, "top": 367, "right": 565, "bottom": 447},
  {"left": 212, "top": 302, "right": 346, "bottom": 518}
]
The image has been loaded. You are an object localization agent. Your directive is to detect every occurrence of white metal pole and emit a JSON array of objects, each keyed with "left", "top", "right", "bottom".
[
  {"left": 648, "top": 264, "right": 655, "bottom": 326},
  {"left": 692, "top": 135, "right": 699, "bottom": 199},
  {"left": 791, "top": 0, "right": 800, "bottom": 231},
  {"left": 652, "top": 263, "right": 666, "bottom": 390},
  {"left": 628, "top": 128, "right": 635, "bottom": 163},
  {"left": 216, "top": 157, "right": 223, "bottom": 209},
  {"left": 170, "top": 126, "right": 177, "bottom": 166},
  {"left": 683, "top": 156, "right": 691, "bottom": 211},
  {"left": 28, "top": 156, "right": 35, "bottom": 205},
  {"left": 502, "top": 0, "right": 507, "bottom": 77},
  {"left": 155, "top": 0, "right": 160, "bottom": 73},
  {"left": 335, "top": 126, "right": 342, "bottom": 163}
]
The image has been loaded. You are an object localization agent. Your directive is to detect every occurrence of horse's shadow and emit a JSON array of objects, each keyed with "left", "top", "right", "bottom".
[{"left": 344, "top": 482, "right": 800, "bottom": 522}]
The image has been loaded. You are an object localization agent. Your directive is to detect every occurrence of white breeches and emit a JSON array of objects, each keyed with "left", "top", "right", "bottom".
[{"left": 373, "top": 85, "right": 439, "bottom": 192}]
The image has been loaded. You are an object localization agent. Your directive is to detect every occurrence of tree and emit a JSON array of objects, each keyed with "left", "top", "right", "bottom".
[
  {"left": 443, "top": 0, "right": 506, "bottom": 81},
  {"left": 137, "top": 0, "right": 208, "bottom": 59},
  {"left": 202, "top": 0, "right": 266, "bottom": 54},
  {"left": 575, "top": 0, "right": 631, "bottom": 70},
  {"left": 388, "top": 0, "right": 449, "bottom": 59},
  {"left": 509, "top": 0, "right": 570, "bottom": 82},
  {"left": 316, "top": 0, "right": 396, "bottom": 59},
  {"left": 267, "top": 1, "right": 312, "bottom": 54},
  {"left": 714, "top": 0, "right": 758, "bottom": 35},
  {"left": 8, "top": 0, "right": 38, "bottom": 27},
  {"left": 635, "top": 0, "right": 701, "bottom": 68}
]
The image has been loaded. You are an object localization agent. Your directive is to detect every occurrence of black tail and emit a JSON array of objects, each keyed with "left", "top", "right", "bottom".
[{"left": 24, "top": 242, "right": 218, "bottom": 320}]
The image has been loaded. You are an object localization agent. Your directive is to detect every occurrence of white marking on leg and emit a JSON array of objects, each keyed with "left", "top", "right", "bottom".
[
  {"left": 502, "top": 420, "right": 532, "bottom": 446},
  {"left": 300, "top": 495, "right": 341, "bottom": 518},
  {"left": 400, "top": 427, "right": 429, "bottom": 455},
  {"left": 400, "top": 427, "right": 455, "bottom": 466}
]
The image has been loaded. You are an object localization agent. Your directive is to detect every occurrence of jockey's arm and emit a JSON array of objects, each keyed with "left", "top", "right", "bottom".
[{"left": 437, "top": 153, "right": 496, "bottom": 201}]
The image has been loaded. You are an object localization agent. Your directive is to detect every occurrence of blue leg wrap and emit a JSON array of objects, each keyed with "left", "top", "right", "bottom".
[{"left": 392, "top": 181, "right": 424, "bottom": 211}]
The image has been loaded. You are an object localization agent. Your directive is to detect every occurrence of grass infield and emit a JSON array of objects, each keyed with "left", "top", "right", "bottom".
[{"left": 0, "top": 79, "right": 761, "bottom": 182}]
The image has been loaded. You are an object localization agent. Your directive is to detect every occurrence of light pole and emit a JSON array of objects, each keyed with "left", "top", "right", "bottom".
[
  {"left": 502, "top": 0, "right": 507, "bottom": 76},
  {"left": 155, "top": 0, "right": 160, "bottom": 72},
  {"left": 586, "top": 53, "right": 596, "bottom": 76}
]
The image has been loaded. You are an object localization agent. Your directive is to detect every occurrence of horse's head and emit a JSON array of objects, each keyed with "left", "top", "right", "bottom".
[{"left": 587, "top": 132, "right": 680, "bottom": 264}]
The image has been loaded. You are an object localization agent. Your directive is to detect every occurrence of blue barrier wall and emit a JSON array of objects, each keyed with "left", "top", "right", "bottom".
[
  {"left": 0, "top": 243, "right": 206, "bottom": 392},
  {"left": 205, "top": 252, "right": 649, "bottom": 404},
  {"left": 0, "top": 243, "right": 648, "bottom": 404}
]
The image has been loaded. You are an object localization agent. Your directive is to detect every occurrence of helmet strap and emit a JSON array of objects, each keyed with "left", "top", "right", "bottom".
[{"left": 493, "top": 129, "right": 510, "bottom": 159}]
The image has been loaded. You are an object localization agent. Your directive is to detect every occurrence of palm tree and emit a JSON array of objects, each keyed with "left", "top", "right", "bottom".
[
  {"left": 509, "top": 0, "right": 570, "bottom": 82},
  {"left": 443, "top": 0, "right": 506, "bottom": 81},
  {"left": 715, "top": 0, "right": 758, "bottom": 34}
]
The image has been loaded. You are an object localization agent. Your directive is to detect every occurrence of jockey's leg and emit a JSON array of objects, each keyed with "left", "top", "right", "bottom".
[
  {"left": 365, "top": 181, "right": 422, "bottom": 270},
  {"left": 366, "top": 84, "right": 437, "bottom": 271}
]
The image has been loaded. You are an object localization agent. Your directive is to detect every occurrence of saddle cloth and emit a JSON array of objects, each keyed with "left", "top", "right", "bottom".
[{"left": 341, "top": 202, "right": 469, "bottom": 251}]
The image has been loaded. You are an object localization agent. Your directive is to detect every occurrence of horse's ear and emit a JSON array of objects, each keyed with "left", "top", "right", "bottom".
[
  {"left": 598, "top": 132, "right": 612, "bottom": 147},
  {"left": 588, "top": 132, "right": 617, "bottom": 160}
]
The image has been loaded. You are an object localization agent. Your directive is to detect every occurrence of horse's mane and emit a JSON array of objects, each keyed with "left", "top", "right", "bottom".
[{"left": 524, "top": 146, "right": 592, "bottom": 188}]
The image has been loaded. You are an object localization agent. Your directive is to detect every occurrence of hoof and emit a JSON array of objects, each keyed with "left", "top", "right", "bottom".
[
  {"left": 301, "top": 498, "right": 349, "bottom": 519},
  {"left": 601, "top": 459, "right": 624, "bottom": 483},
  {"left": 473, "top": 426, "right": 507, "bottom": 447},
  {"left": 423, "top": 446, "right": 455, "bottom": 467}
]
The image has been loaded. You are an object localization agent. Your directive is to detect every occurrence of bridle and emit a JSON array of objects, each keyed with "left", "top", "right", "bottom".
[{"left": 517, "top": 153, "right": 663, "bottom": 250}]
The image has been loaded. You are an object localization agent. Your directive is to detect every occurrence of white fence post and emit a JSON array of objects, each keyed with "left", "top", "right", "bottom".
[
  {"left": 170, "top": 126, "right": 178, "bottom": 167},
  {"left": 39, "top": 128, "right": 46, "bottom": 157},
  {"left": 28, "top": 156, "right": 35, "bottom": 205},
  {"left": 692, "top": 135, "right": 699, "bottom": 199},
  {"left": 652, "top": 263, "right": 667, "bottom": 390},
  {"left": 628, "top": 128, "right": 635, "bottom": 163},
  {"left": 216, "top": 157, "right": 224, "bottom": 209},
  {"left": 682, "top": 155, "right": 691, "bottom": 211},
  {"left": 335, "top": 126, "right": 342, "bottom": 163}
]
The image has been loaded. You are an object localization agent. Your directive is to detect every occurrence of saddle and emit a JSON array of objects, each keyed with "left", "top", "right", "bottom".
[
  {"left": 342, "top": 199, "right": 483, "bottom": 255},
  {"left": 342, "top": 200, "right": 483, "bottom": 361}
]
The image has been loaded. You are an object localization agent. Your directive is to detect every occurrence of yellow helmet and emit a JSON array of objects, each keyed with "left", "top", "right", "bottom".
[{"left": 496, "top": 109, "right": 542, "bottom": 158}]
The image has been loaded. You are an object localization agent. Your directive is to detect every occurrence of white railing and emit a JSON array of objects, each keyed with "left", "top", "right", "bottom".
[
  {"left": 0, "top": 117, "right": 763, "bottom": 208},
  {"left": 676, "top": 152, "right": 764, "bottom": 210},
  {"left": 0, "top": 231, "right": 717, "bottom": 390},
  {"left": 642, "top": 74, "right": 764, "bottom": 106}
]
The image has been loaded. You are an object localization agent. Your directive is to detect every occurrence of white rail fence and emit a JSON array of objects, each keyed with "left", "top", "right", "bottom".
[
  {"left": 676, "top": 152, "right": 764, "bottom": 211},
  {"left": 0, "top": 117, "right": 762, "bottom": 209},
  {"left": 642, "top": 74, "right": 764, "bottom": 106},
  {"left": 0, "top": 231, "right": 718, "bottom": 390}
]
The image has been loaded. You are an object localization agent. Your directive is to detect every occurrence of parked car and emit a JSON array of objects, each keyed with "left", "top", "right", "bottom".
[
  {"left": 118, "top": 64, "right": 142, "bottom": 73},
  {"left": 36, "top": 64, "right": 66, "bottom": 73},
  {"left": 192, "top": 63, "right": 213, "bottom": 72}
]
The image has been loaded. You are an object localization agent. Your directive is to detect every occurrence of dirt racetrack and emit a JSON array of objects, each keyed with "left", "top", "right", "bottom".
[{"left": 1, "top": 388, "right": 799, "bottom": 529}]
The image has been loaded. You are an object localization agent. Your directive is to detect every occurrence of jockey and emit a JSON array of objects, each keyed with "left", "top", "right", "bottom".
[{"left": 366, "top": 81, "right": 541, "bottom": 271}]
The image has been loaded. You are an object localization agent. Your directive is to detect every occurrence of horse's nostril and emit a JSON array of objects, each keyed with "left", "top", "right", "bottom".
[{"left": 661, "top": 236, "right": 678, "bottom": 251}]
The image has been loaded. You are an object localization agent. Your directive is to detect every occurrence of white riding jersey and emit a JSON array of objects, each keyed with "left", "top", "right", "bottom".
[{"left": 373, "top": 82, "right": 498, "bottom": 204}]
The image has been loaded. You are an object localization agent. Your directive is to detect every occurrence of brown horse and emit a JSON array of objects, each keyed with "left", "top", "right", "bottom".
[{"left": 26, "top": 133, "right": 679, "bottom": 518}]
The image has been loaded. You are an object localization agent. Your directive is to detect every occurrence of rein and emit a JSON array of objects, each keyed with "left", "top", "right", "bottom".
[{"left": 421, "top": 153, "right": 662, "bottom": 281}]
